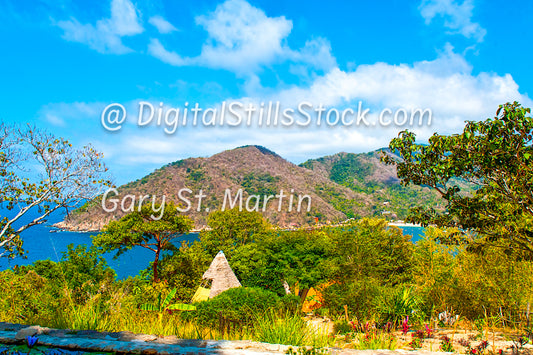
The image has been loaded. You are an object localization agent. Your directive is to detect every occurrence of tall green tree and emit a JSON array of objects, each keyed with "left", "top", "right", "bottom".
[
  {"left": 198, "top": 208, "right": 271, "bottom": 259},
  {"left": 326, "top": 218, "right": 413, "bottom": 285},
  {"left": 93, "top": 202, "right": 193, "bottom": 282},
  {"left": 0, "top": 124, "right": 111, "bottom": 258},
  {"left": 157, "top": 241, "right": 211, "bottom": 301},
  {"left": 382, "top": 102, "right": 533, "bottom": 257},
  {"left": 232, "top": 229, "right": 332, "bottom": 297}
]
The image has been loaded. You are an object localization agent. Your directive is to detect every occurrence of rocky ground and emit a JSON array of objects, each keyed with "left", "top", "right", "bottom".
[
  {"left": 0, "top": 321, "right": 531, "bottom": 355},
  {"left": 306, "top": 316, "right": 533, "bottom": 355}
]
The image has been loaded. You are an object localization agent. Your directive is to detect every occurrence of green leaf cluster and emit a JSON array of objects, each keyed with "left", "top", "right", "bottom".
[
  {"left": 383, "top": 102, "right": 533, "bottom": 257},
  {"left": 93, "top": 201, "right": 193, "bottom": 282}
]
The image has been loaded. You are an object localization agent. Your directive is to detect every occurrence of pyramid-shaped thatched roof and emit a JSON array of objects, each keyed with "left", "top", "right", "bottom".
[{"left": 203, "top": 251, "right": 242, "bottom": 298}]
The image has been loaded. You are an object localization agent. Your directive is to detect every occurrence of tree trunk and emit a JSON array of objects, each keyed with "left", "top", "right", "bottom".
[{"left": 153, "top": 249, "right": 160, "bottom": 283}]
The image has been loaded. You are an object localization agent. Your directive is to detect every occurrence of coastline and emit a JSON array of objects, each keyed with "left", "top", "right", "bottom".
[
  {"left": 53, "top": 219, "right": 422, "bottom": 233},
  {"left": 52, "top": 221, "right": 206, "bottom": 234},
  {"left": 388, "top": 221, "right": 422, "bottom": 227},
  {"left": 52, "top": 221, "right": 100, "bottom": 233}
]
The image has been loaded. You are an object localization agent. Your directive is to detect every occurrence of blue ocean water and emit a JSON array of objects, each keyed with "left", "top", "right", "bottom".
[
  {"left": 0, "top": 207, "right": 198, "bottom": 279},
  {"left": 1, "top": 206, "right": 424, "bottom": 279},
  {"left": 397, "top": 225, "right": 425, "bottom": 242}
]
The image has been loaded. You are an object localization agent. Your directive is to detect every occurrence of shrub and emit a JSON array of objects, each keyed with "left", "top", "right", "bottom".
[
  {"left": 279, "top": 294, "right": 302, "bottom": 314},
  {"left": 377, "top": 286, "right": 425, "bottom": 326},
  {"left": 0, "top": 269, "right": 60, "bottom": 324},
  {"left": 156, "top": 242, "right": 211, "bottom": 301},
  {"left": 184, "top": 287, "right": 280, "bottom": 328},
  {"left": 232, "top": 230, "right": 332, "bottom": 297},
  {"left": 321, "top": 279, "right": 384, "bottom": 319}
]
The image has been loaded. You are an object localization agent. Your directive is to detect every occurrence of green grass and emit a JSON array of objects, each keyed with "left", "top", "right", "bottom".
[
  {"left": 354, "top": 332, "right": 399, "bottom": 350},
  {"left": 253, "top": 311, "right": 333, "bottom": 347},
  {"left": 40, "top": 304, "right": 334, "bottom": 345}
]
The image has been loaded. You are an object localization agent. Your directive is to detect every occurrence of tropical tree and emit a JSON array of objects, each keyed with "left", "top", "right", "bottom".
[
  {"left": 326, "top": 218, "right": 413, "bottom": 285},
  {"left": 232, "top": 229, "right": 332, "bottom": 298},
  {"left": 0, "top": 124, "right": 112, "bottom": 258},
  {"left": 313, "top": 218, "right": 414, "bottom": 319},
  {"left": 198, "top": 208, "right": 271, "bottom": 259},
  {"left": 93, "top": 202, "right": 193, "bottom": 282},
  {"left": 382, "top": 102, "right": 533, "bottom": 257},
  {"left": 156, "top": 241, "right": 211, "bottom": 301}
]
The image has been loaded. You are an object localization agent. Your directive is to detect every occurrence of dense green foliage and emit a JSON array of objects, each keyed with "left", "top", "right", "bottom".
[
  {"left": 0, "top": 215, "right": 532, "bottom": 344},
  {"left": 328, "top": 153, "right": 375, "bottom": 187},
  {"left": 316, "top": 219, "right": 416, "bottom": 323},
  {"left": 156, "top": 241, "right": 211, "bottom": 301},
  {"left": 383, "top": 102, "right": 533, "bottom": 257},
  {"left": 412, "top": 227, "right": 533, "bottom": 319},
  {"left": 302, "top": 152, "right": 443, "bottom": 220},
  {"left": 0, "top": 244, "right": 115, "bottom": 324},
  {"left": 31, "top": 244, "right": 115, "bottom": 303},
  {"left": 198, "top": 208, "right": 271, "bottom": 259},
  {"left": 325, "top": 219, "right": 413, "bottom": 285},
  {"left": 93, "top": 202, "right": 193, "bottom": 282},
  {"left": 232, "top": 229, "right": 332, "bottom": 296},
  {"left": 184, "top": 287, "right": 280, "bottom": 328}
]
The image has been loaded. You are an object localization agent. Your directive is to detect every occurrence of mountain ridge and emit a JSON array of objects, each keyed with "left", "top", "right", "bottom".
[{"left": 62, "top": 145, "right": 440, "bottom": 231}]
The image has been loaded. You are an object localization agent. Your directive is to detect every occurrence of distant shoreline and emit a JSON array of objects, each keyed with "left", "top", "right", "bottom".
[
  {"left": 53, "top": 220, "right": 423, "bottom": 232},
  {"left": 52, "top": 221, "right": 205, "bottom": 234},
  {"left": 388, "top": 222, "right": 422, "bottom": 227}
]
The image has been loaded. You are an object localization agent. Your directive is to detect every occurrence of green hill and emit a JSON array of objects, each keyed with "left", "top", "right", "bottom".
[
  {"left": 62, "top": 146, "right": 443, "bottom": 231},
  {"left": 299, "top": 149, "right": 444, "bottom": 220}
]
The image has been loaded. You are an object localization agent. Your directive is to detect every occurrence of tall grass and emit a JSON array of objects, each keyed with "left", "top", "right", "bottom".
[
  {"left": 36, "top": 297, "right": 247, "bottom": 340},
  {"left": 45, "top": 302, "right": 334, "bottom": 346},
  {"left": 354, "top": 331, "right": 398, "bottom": 350},
  {"left": 0, "top": 279, "right": 333, "bottom": 345},
  {"left": 253, "top": 310, "right": 332, "bottom": 347}
]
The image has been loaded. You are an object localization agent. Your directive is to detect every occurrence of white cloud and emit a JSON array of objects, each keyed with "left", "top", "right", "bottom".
[
  {"left": 194, "top": 0, "right": 292, "bottom": 73},
  {"left": 40, "top": 45, "right": 531, "bottom": 184},
  {"left": 55, "top": 0, "right": 335, "bottom": 75},
  {"left": 57, "top": 0, "right": 143, "bottom": 54},
  {"left": 419, "top": 0, "right": 486, "bottom": 42},
  {"left": 148, "top": 15, "right": 178, "bottom": 34},
  {"left": 44, "top": 114, "right": 65, "bottom": 127},
  {"left": 286, "top": 38, "right": 337, "bottom": 75},
  {"left": 269, "top": 45, "right": 529, "bottom": 138},
  {"left": 39, "top": 102, "right": 102, "bottom": 125},
  {"left": 146, "top": 0, "right": 336, "bottom": 76},
  {"left": 148, "top": 38, "right": 189, "bottom": 66}
]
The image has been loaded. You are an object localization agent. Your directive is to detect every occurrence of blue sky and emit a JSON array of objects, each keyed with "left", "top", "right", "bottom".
[{"left": 1, "top": 0, "right": 532, "bottom": 184}]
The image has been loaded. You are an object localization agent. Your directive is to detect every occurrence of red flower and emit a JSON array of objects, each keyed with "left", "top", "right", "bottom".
[{"left": 402, "top": 317, "right": 410, "bottom": 335}]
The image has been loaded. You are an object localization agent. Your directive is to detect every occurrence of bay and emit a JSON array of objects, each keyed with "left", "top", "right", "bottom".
[
  {"left": 0, "top": 207, "right": 198, "bottom": 279},
  {"left": 396, "top": 225, "right": 425, "bottom": 241},
  {"left": 1, "top": 207, "right": 424, "bottom": 279}
]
